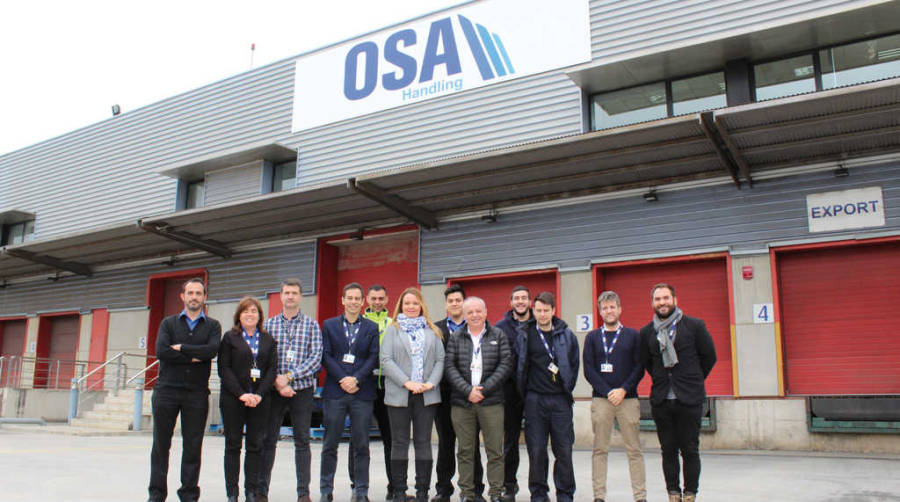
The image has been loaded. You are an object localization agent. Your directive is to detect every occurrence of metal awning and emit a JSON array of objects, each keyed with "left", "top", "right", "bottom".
[
  {"left": 2, "top": 78, "right": 899, "bottom": 282},
  {"left": 155, "top": 142, "right": 296, "bottom": 179}
]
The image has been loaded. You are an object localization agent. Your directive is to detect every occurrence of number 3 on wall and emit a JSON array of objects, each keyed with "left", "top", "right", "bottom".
[
  {"left": 753, "top": 303, "right": 774, "bottom": 324},
  {"left": 575, "top": 314, "right": 593, "bottom": 332}
]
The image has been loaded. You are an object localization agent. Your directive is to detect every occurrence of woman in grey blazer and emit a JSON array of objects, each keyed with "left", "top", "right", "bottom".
[{"left": 380, "top": 287, "right": 445, "bottom": 502}]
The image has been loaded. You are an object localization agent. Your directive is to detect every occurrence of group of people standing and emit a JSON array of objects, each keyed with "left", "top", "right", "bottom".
[{"left": 147, "top": 277, "right": 715, "bottom": 502}]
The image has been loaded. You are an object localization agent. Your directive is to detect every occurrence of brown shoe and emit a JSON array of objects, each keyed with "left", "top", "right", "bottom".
[
  {"left": 299, "top": 496, "right": 313, "bottom": 502},
  {"left": 668, "top": 492, "right": 682, "bottom": 502},
  {"left": 682, "top": 492, "right": 696, "bottom": 502}
]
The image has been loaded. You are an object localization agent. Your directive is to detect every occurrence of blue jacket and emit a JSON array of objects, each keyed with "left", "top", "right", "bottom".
[
  {"left": 515, "top": 316, "right": 579, "bottom": 401},
  {"left": 321, "top": 314, "right": 380, "bottom": 401},
  {"left": 583, "top": 326, "right": 643, "bottom": 398}
]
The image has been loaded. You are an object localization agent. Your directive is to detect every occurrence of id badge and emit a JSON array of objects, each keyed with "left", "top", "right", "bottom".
[
  {"left": 600, "top": 363, "right": 614, "bottom": 373},
  {"left": 548, "top": 362, "right": 559, "bottom": 375},
  {"left": 343, "top": 353, "right": 356, "bottom": 364},
  {"left": 250, "top": 368, "right": 262, "bottom": 379},
  {"left": 286, "top": 350, "right": 296, "bottom": 362}
]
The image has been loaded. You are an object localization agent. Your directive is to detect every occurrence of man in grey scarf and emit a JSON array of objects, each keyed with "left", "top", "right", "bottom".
[{"left": 639, "top": 283, "right": 716, "bottom": 502}]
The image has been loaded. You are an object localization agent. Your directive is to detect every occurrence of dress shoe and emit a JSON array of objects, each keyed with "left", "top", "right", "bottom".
[
  {"left": 668, "top": 491, "right": 683, "bottom": 502},
  {"left": 226, "top": 497, "right": 238, "bottom": 502},
  {"left": 352, "top": 496, "right": 370, "bottom": 502},
  {"left": 682, "top": 492, "right": 696, "bottom": 502},
  {"left": 320, "top": 494, "right": 334, "bottom": 502},
  {"left": 490, "top": 497, "right": 502, "bottom": 502},
  {"left": 501, "top": 494, "right": 515, "bottom": 502},
  {"left": 431, "top": 495, "right": 451, "bottom": 502},
  {"left": 299, "top": 496, "right": 313, "bottom": 502},
  {"left": 256, "top": 495, "right": 269, "bottom": 502},
  {"left": 246, "top": 494, "right": 257, "bottom": 502},
  {"left": 593, "top": 499, "right": 605, "bottom": 502},
  {"left": 636, "top": 499, "right": 647, "bottom": 502},
  {"left": 473, "top": 496, "right": 486, "bottom": 502}
]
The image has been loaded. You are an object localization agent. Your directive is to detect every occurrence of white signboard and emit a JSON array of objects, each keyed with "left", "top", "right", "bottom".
[
  {"left": 574, "top": 314, "right": 593, "bottom": 332},
  {"left": 291, "top": 0, "right": 591, "bottom": 131},
  {"left": 806, "top": 186, "right": 885, "bottom": 233},
  {"left": 753, "top": 303, "right": 774, "bottom": 324}
]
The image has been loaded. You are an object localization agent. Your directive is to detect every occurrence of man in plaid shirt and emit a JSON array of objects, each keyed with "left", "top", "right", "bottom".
[{"left": 257, "top": 278, "right": 323, "bottom": 502}]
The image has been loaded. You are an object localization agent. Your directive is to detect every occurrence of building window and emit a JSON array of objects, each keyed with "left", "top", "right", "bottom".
[
  {"left": 671, "top": 72, "right": 727, "bottom": 116},
  {"left": 753, "top": 54, "right": 816, "bottom": 101},
  {"left": 591, "top": 82, "right": 667, "bottom": 130},
  {"left": 820, "top": 33, "right": 900, "bottom": 90},
  {"left": 2, "top": 220, "right": 34, "bottom": 245},
  {"left": 273, "top": 161, "right": 297, "bottom": 192},
  {"left": 185, "top": 180, "right": 205, "bottom": 209}
]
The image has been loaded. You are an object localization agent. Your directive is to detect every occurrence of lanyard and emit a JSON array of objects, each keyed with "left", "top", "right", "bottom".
[
  {"left": 601, "top": 324, "right": 622, "bottom": 362},
  {"left": 344, "top": 319, "right": 360, "bottom": 348},
  {"left": 538, "top": 329, "right": 555, "bottom": 361},
  {"left": 242, "top": 329, "right": 260, "bottom": 362},
  {"left": 281, "top": 315, "right": 298, "bottom": 340},
  {"left": 667, "top": 321, "right": 678, "bottom": 342},
  {"left": 470, "top": 331, "right": 484, "bottom": 359}
]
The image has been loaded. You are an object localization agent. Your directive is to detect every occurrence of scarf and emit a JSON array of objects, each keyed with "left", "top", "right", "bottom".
[
  {"left": 396, "top": 314, "right": 427, "bottom": 334},
  {"left": 653, "top": 307, "right": 683, "bottom": 369}
]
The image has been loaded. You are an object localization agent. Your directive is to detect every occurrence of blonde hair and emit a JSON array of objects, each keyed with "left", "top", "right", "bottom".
[{"left": 392, "top": 287, "right": 443, "bottom": 340}]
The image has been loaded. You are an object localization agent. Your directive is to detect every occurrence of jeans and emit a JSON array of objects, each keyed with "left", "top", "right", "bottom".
[
  {"left": 148, "top": 387, "right": 210, "bottom": 502},
  {"left": 258, "top": 387, "right": 313, "bottom": 497},
  {"left": 351, "top": 375, "right": 394, "bottom": 494},
  {"left": 523, "top": 392, "right": 575, "bottom": 502},
  {"left": 651, "top": 399, "right": 703, "bottom": 494},
  {"left": 321, "top": 394, "right": 374, "bottom": 497},
  {"left": 221, "top": 393, "right": 271, "bottom": 498}
]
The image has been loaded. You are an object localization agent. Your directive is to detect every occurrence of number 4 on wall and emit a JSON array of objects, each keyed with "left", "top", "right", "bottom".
[{"left": 753, "top": 303, "right": 774, "bottom": 324}]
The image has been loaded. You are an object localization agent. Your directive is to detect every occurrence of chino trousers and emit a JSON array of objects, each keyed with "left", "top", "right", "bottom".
[
  {"left": 435, "top": 389, "right": 485, "bottom": 497},
  {"left": 451, "top": 403, "right": 505, "bottom": 499},
  {"left": 590, "top": 397, "right": 646, "bottom": 500}
]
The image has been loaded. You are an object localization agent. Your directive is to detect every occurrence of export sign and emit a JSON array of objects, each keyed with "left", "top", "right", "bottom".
[
  {"left": 806, "top": 186, "right": 885, "bottom": 233},
  {"left": 291, "top": 0, "right": 591, "bottom": 132}
]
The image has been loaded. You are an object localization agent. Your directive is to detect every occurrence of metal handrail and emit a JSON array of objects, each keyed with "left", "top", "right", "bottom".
[
  {"left": 74, "top": 351, "right": 126, "bottom": 387},
  {"left": 126, "top": 359, "right": 159, "bottom": 386}
]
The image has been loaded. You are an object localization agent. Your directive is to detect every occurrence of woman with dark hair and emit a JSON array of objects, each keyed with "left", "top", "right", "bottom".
[
  {"left": 218, "top": 296, "right": 278, "bottom": 502},
  {"left": 380, "top": 287, "right": 445, "bottom": 502}
]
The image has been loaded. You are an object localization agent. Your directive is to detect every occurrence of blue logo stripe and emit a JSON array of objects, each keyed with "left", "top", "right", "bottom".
[
  {"left": 475, "top": 23, "right": 507, "bottom": 77},
  {"left": 457, "top": 15, "right": 495, "bottom": 80},
  {"left": 491, "top": 33, "right": 515, "bottom": 74}
]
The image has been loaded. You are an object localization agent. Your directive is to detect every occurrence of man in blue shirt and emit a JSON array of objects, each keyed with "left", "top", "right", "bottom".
[{"left": 583, "top": 291, "right": 646, "bottom": 502}]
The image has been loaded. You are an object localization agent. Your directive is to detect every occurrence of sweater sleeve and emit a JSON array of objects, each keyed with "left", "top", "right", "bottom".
[
  {"left": 620, "top": 332, "right": 644, "bottom": 394},
  {"left": 217, "top": 333, "right": 245, "bottom": 398},
  {"left": 695, "top": 319, "right": 717, "bottom": 378},
  {"left": 180, "top": 319, "right": 222, "bottom": 361}
]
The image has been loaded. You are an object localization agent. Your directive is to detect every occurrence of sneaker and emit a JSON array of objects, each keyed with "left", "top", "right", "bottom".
[
  {"left": 668, "top": 492, "right": 683, "bottom": 502},
  {"left": 682, "top": 492, "right": 696, "bottom": 502}
]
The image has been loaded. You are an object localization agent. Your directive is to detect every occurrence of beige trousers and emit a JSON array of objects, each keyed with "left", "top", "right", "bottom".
[{"left": 590, "top": 397, "right": 646, "bottom": 500}]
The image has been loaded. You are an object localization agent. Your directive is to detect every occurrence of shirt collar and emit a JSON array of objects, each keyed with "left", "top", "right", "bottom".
[
  {"left": 342, "top": 313, "right": 361, "bottom": 325},
  {"left": 467, "top": 325, "right": 486, "bottom": 338},
  {"left": 447, "top": 317, "right": 466, "bottom": 331},
  {"left": 280, "top": 311, "right": 300, "bottom": 322},
  {"left": 179, "top": 310, "right": 206, "bottom": 321}
]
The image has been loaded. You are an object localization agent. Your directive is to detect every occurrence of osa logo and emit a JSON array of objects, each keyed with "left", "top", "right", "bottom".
[{"left": 343, "top": 15, "right": 515, "bottom": 101}]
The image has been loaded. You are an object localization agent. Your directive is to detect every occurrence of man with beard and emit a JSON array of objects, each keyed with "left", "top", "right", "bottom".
[
  {"left": 492, "top": 286, "right": 531, "bottom": 501},
  {"left": 639, "top": 284, "right": 716, "bottom": 502}
]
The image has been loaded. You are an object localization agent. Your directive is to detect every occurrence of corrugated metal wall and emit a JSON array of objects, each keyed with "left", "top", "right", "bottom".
[
  {"left": 589, "top": 0, "right": 884, "bottom": 62},
  {"left": 419, "top": 163, "right": 900, "bottom": 283},
  {"left": 204, "top": 161, "right": 264, "bottom": 206},
  {"left": 0, "top": 241, "right": 315, "bottom": 315}
]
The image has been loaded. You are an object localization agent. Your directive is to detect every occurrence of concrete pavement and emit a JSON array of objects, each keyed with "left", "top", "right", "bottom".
[{"left": 0, "top": 427, "right": 898, "bottom": 501}]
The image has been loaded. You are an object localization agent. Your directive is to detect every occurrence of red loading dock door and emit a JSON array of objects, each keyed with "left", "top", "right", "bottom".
[
  {"left": 34, "top": 315, "right": 79, "bottom": 388},
  {"left": 318, "top": 231, "right": 419, "bottom": 322},
  {"left": 0, "top": 319, "right": 27, "bottom": 387},
  {"left": 777, "top": 240, "right": 900, "bottom": 395},
  {"left": 448, "top": 270, "right": 559, "bottom": 326},
  {"left": 595, "top": 256, "right": 733, "bottom": 397}
]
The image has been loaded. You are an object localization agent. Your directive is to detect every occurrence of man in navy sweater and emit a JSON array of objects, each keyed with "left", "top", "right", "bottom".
[
  {"left": 320, "top": 282, "right": 380, "bottom": 502},
  {"left": 583, "top": 291, "right": 646, "bottom": 502}
]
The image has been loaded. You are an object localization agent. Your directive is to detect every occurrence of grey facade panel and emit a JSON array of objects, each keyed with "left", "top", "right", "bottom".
[
  {"left": 204, "top": 162, "right": 264, "bottom": 207},
  {"left": 588, "top": 0, "right": 881, "bottom": 61},
  {"left": 0, "top": 241, "right": 315, "bottom": 316},
  {"left": 419, "top": 163, "right": 900, "bottom": 283}
]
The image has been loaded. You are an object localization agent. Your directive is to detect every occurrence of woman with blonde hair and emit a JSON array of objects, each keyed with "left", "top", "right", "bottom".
[
  {"left": 380, "top": 287, "right": 445, "bottom": 502},
  {"left": 217, "top": 296, "right": 278, "bottom": 502}
]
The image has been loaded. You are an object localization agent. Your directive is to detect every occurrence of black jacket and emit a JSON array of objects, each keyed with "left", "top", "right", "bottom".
[
  {"left": 155, "top": 314, "right": 221, "bottom": 392},
  {"left": 217, "top": 327, "right": 278, "bottom": 399},
  {"left": 494, "top": 309, "right": 531, "bottom": 397},
  {"left": 444, "top": 322, "right": 512, "bottom": 407},
  {"left": 515, "top": 317, "right": 579, "bottom": 401},
  {"left": 434, "top": 317, "right": 463, "bottom": 398},
  {"left": 639, "top": 314, "right": 716, "bottom": 406}
]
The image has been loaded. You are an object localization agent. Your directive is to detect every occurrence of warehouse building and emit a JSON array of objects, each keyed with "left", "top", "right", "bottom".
[{"left": 1, "top": 0, "right": 898, "bottom": 452}]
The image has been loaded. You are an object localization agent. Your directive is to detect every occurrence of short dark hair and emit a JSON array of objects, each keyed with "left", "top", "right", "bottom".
[
  {"left": 444, "top": 283, "right": 465, "bottom": 299},
  {"left": 367, "top": 284, "right": 386, "bottom": 293},
  {"left": 233, "top": 296, "right": 264, "bottom": 333},
  {"left": 182, "top": 277, "right": 206, "bottom": 294},
  {"left": 650, "top": 283, "right": 675, "bottom": 298},
  {"left": 281, "top": 278, "right": 302, "bottom": 292},
  {"left": 342, "top": 282, "right": 364, "bottom": 298},
  {"left": 533, "top": 291, "right": 555, "bottom": 309},
  {"left": 510, "top": 285, "right": 530, "bottom": 299}
]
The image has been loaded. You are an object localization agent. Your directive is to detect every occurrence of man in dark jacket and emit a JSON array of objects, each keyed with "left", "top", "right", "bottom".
[
  {"left": 492, "top": 286, "right": 532, "bottom": 502},
  {"left": 148, "top": 277, "right": 222, "bottom": 502},
  {"left": 320, "top": 283, "right": 380, "bottom": 502},
  {"left": 445, "top": 297, "right": 513, "bottom": 502},
  {"left": 639, "top": 283, "right": 716, "bottom": 502},
  {"left": 515, "top": 292, "right": 579, "bottom": 502},
  {"left": 434, "top": 284, "right": 485, "bottom": 502}
]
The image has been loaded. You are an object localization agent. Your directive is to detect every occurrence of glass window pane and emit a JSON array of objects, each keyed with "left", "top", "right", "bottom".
[
  {"left": 8, "top": 223, "right": 25, "bottom": 245},
  {"left": 591, "top": 82, "right": 667, "bottom": 130},
  {"left": 186, "top": 181, "right": 205, "bottom": 209},
  {"left": 672, "top": 72, "right": 727, "bottom": 115},
  {"left": 273, "top": 161, "right": 297, "bottom": 192},
  {"left": 754, "top": 55, "right": 815, "bottom": 101},
  {"left": 820, "top": 34, "right": 900, "bottom": 90}
]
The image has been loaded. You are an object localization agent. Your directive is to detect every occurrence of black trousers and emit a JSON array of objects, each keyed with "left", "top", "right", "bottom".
[
  {"left": 351, "top": 375, "right": 395, "bottom": 494},
  {"left": 148, "top": 386, "right": 210, "bottom": 502},
  {"left": 258, "top": 387, "right": 313, "bottom": 498},
  {"left": 651, "top": 399, "right": 703, "bottom": 494},
  {"left": 502, "top": 386, "right": 524, "bottom": 494},
  {"left": 220, "top": 393, "right": 271, "bottom": 498},
  {"left": 435, "top": 387, "right": 484, "bottom": 497},
  {"left": 388, "top": 393, "right": 437, "bottom": 494}
]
